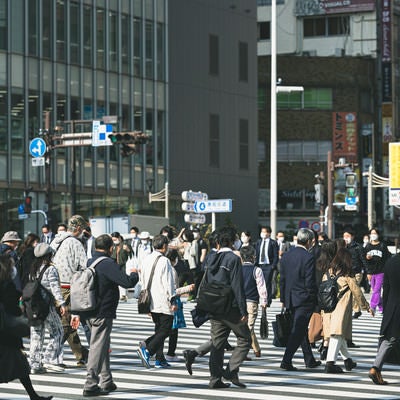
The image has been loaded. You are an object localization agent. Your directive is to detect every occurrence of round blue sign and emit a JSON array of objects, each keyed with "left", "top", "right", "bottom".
[{"left": 29, "top": 138, "right": 47, "bottom": 157}]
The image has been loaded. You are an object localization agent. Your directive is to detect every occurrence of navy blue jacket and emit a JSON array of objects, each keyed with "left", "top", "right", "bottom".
[
  {"left": 84, "top": 251, "right": 138, "bottom": 319},
  {"left": 279, "top": 246, "right": 317, "bottom": 309},
  {"left": 255, "top": 238, "right": 279, "bottom": 268}
]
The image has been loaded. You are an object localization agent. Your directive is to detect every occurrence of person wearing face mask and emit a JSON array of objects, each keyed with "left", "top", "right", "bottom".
[
  {"left": 71, "top": 234, "right": 138, "bottom": 397},
  {"left": 50, "top": 215, "right": 89, "bottom": 367},
  {"left": 273, "top": 231, "right": 291, "bottom": 299},
  {"left": 240, "top": 231, "right": 252, "bottom": 248},
  {"left": 136, "top": 231, "right": 153, "bottom": 273},
  {"left": 342, "top": 228, "right": 367, "bottom": 328},
  {"left": 110, "top": 232, "right": 131, "bottom": 302},
  {"left": 0, "top": 231, "right": 23, "bottom": 290},
  {"left": 255, "top": 226, "right": 278, "bottom": 307},
  {"left": 364, "top": 228, "right": 392, "bottom": 314}
]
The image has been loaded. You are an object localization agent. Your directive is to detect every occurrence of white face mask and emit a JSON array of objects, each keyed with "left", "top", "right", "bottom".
[
  {"left": 370, "top": 234, "right": 378, "bottom": 241},
  {"left": 260, "top": 232, "right": 267, "bottom": 239},
  {"left": 10, "top": 266, "right": 17, "bottom": 280},
  {"left": 344, "top": 237, "right": 351, "bottom": 244},
  {"left": 363, "top": 238, "right": 369, "bottom": 244},
  {"left": 277, "top": 237, "right": 284, "bottom": 243},
  {"left": 113, "top": 240, "right": 120, "bottom": 246},
  {"left": 141, "top": 240, "right": 148, "bottom": 245}
]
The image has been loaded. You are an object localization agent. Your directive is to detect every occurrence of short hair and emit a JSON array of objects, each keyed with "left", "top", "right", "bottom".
[
  {"left": 217, "top": 226, "right": 237, "bottom": 248},
  {"left": 240, "top": 245, "right": 256, "bottom": 263},
  {"left": 183, "top": 229, "right": 194, "bottom": 243},
  {"left": 208, "top": 230, "right": 220, "bottom": 249},
  {"left": 343, "top": 226, "right": 354, "bottom": 236},
  {"left": 130, "top": 226, "right": 139, "bottom": 233},
  {"left": 369, "top": 227, "right": 380, "bottom": 236},
  {"left": 261, "top": 226, "right": 272, "bottom": 234},
  {"left": 297, "top": 228, "right": 315, "bottom": 245},
  {"left": 57, "top": 223, "right": 67, "bottom": 230},
  {"left": 95, "top": 234, "right": 113, "bottom": 251},
  {"left": 42, "top": 224, "right": 50, "bottom": 230},
  {"left": 153, "top": 234, "right": 169, "bottom": 250},
  {"left": 159, "top": 225, "right": 174, "bottom": 240}
]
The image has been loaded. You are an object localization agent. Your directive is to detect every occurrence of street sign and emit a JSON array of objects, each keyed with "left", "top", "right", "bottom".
[
  {"left": 18, "top": 213, "right": 29, "bottom": 220},
  {"left": 193, "top": 199, "right": 232, "bottom": 213},
  {"left": 184, "top": 213, "right": 206, "bottom": 224},
  {"left": 181, "top": 191, "right": 208, "bottom": 202},
  {"left": 181, "top": 202, "right": 195, "bottom": 212},
  {"left": 29, "top": 137, "right": 46, "bottom": 157},
  {"left": 32, "top": 157, "right": 45, "bottom": 167},
  {"left": 92, "top": 120, "right": 113, "bottom": 147}
]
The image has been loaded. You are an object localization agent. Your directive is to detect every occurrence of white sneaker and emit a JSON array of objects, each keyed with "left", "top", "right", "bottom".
[
  {"left": 165, "top": 355, "right": 181, "bottom": 362},
  {"left": 43, "top": 363, "right": 65, "bottom": 373}
]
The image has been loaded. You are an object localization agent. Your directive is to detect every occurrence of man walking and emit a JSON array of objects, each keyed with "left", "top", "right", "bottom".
[
  {"left": 279, "top": 228, "right": 320, "bottom": 371},
  {"left": 203, "top": 226, "right": 251, "bottom": 389},
  {"left": 255, "top": 226, "right": 278, "bottom": 306},
  {"left": 71, "top": 234, "right": 139, "bottom": 397},
  {"left": 51, "top": 215, "right": 89, "bottom": 366},
  {"left": 137, "top": 235, "right": 177, "bottom": 369}
]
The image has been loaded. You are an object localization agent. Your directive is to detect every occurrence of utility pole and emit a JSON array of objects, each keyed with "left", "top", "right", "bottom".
[
  {"left": 327, "top": 151, "right": 334, "bottom": 239},
  {"left": 44, "top": 111, "right": 52, "bottom": 227}
]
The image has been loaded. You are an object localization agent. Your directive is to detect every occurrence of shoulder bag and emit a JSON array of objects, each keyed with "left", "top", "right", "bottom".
[{"left": 137, "top": 255, "right": 161, "bottom": 314}]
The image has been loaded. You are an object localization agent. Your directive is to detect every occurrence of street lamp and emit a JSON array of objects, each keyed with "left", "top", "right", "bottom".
[{"left": 270, "top": 0, "right": 303, "bottom": 236}]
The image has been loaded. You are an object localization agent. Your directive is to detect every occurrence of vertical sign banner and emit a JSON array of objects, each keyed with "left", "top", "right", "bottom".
[
  {"left": 332, "top": 112, "right": 358, "bottom": 163},
  {"left": 381, "top": 0, "right": 392, "bottom": 103},
  {"left": 389, "top": 143, "right": 400, "bottom": 205}
]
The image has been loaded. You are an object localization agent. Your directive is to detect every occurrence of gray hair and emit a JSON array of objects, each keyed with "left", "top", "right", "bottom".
[{"left": 296, "top": 228, "right": 315, "bottom": 245}]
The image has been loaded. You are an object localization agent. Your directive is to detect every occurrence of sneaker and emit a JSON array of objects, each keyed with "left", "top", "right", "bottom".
[
  {"left": 43, "top": 363, "right": 65, "bottom": 373},
  {"left": 155, "top": 360, "right": 171, "bottom": 369},
  {"left": 31, "top": 366, "right": 47, "bottom": 374},
  {"left": 166, "top": 355, "right": 181, "bottom": 362},
  {"left": 120, "top": 295, "right": 128, "bottom": 302},
  {"left": 137, "top": 346, "right": 151, "bottom": 368}
]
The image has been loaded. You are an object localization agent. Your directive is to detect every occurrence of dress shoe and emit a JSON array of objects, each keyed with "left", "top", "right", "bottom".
[
  {"left": 325, "top": 361, "right": 344, "bottom": 374},
  {"left": 352, "top": 311, "right": 362, "bottom": 319},
  {"left": 223, "top": 369, "right": 247, "bottom": 388},
  {"left": 280, "top": 362, "right": 298, "bottom": 371},
  {"left": 320, "top": 347, "right": 328, "bottom": 361},
  {"left": 346, "top": 340, "right": 360, "bottom": 348},
  {"left": 244, "top": 356, "right": 252, "bottom": 361},
  {"left": 209, "top": 380, "right": 230, "bottom": 389},
  {"left": 230, "top": 376, "right": 246, "bottom": 388},
  {"left": 254, "top": 351, "right": 261, "bottom": 357},
  {"left": 344, "top": 358, "right": 357, "bottom": 371},
  {"left": 368, "top": 367, "right": 388, "bottom": 385},
  {"left": 183, "top": 350, "right": 197, "bottom": 375},
  {"left": 306, "top": 360, "right": 321, "bottom": 368}
]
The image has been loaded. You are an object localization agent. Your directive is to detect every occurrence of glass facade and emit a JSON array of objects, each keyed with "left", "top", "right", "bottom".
[{"left": 0, "top": 0, "right": 168, "bottom": 234}]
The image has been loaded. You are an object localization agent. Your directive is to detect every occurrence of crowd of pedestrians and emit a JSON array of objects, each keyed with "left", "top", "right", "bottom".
[{"left": 0, "top": 217, "right": 398, "bottom": 397}]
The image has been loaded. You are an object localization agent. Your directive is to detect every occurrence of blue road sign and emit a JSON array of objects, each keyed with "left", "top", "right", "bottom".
[
  {"left": 193, "top": 199, "right": 232, "bottom": 213},
  {"left": 29, "top": 138, "right": 46, "bottom": 157}
]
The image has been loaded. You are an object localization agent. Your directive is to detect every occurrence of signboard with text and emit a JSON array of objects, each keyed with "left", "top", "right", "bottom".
[
  {"left": 389, "top": 143, "right": 400, "bottom": 206},
  {"left": 295, "top": 0, "right": 375, "bottom": 16},
  {"left": 332, "top": 112, "right": 358, "bottom": 163}
]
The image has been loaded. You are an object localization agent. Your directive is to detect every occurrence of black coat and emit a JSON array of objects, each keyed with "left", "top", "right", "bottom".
[{"left": 380, "top": 254, "right": 400, "bottom": 338}]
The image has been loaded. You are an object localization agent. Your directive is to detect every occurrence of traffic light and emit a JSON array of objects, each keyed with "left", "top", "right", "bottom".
[
  {"left": 24, "top": 196, "right": 32, "bottom": 214},
  {"left": 108, "top": 132, "right": 148, "bottom": 145},
  {"left": 345, "top": 172, "right": 357, "bottom": 198}
]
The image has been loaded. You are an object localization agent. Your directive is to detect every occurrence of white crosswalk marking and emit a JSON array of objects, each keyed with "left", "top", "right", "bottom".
[{"left": 1, "top": 298, "right": 399, "bottom": 399}]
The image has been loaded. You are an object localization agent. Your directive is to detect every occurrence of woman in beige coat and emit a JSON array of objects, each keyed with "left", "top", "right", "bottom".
[{"left": 325, "top": 248, "right": 374, "bottom": 373}]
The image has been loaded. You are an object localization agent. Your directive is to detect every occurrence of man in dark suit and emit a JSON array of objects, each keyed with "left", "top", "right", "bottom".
[
  {"left": 368, "top": 251, "right": 399, "bottom": 385},
  {"left": 255, "top": 226, "right": 278, "bottom": 306},
  {"left": 272, "top": 230, "right": 291, "bottom": 298},
  {"left": 279, "top": 228, "right": 320, "bottom": 371}
]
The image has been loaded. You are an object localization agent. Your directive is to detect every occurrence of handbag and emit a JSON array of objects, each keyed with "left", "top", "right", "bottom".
[
  {"left": 190, "top": 306, "right": 210, "bottom": 328},
  {"left": 137, "top": 255, "right": 161, "bottom": 314},
  {"left": 260, "top": 306, "right": 268, "bottom": 339},
  {"left": 308, "top": 312, "right": 323, "bottom": 344},
  {"left": 0, "top": 303, "right": 30, "bottom": 338},
  {"left": 172, "top": 297, "right": 186, "bottom": 329},
  {"left": 272, "top": 310, "right": 292, "bottom": 347}
]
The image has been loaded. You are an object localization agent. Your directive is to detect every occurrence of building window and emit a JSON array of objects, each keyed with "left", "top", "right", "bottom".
[
  {"left": 277, "top": 140, "right": 332, "bottom": 162},
  {"left": 277, "top": 88, "right": 332, "bottom": 110},
  {"left": 238, "top": 41, "right": 248, "bottom": 82},
  {"left": 258, "top": 86, "right": 266, "bottom": 109},
  {"left": 239, "top": 119, "right": 249, "bottom": 170},
  {"left": 304, "top": 16, "right": 350, "bottom": 37},
  {"left": 258, "top": 21, "right": 270, "bottom": 40},
  {"left": 209, "top": 114, "right": 220, "bottom": 167},
  {"left": 209, "top": 34, "right": 219, "bottom": 76}
]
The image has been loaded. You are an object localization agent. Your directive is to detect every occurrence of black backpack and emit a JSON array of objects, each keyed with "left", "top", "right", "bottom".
[
  {"left": 22, "top": 265, "right": 54, "bottom": 326},
  {"left": 317, "top": 272, "right": 349, "bottom": 313}
]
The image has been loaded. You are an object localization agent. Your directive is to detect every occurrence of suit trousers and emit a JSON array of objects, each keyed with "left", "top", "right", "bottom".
[
  {"left": 209, "top": 310, "right": 251, "bottom": 385},
  {"left": 374, "top": 337, "right": 399, "bottom": 370},
  {"left": 84, "top": 317, "right": 113, "bottom": 391},
  {"left": 282, "top": 304, "right": 315, "bottom": 366}
]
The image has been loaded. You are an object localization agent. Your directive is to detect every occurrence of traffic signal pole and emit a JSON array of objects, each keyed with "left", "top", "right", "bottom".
[{"left": 44, "top": 111, "right": 52, "bottom": 225}]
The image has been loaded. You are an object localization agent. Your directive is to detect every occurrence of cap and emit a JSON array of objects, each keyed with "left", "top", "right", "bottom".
[
  {"left": 34, "top": 242, "right": 54, "bottom": 258},
  {"left": 68, "top": 215, "right": 89, "bottom": 230},
  {"left": 1, "top": 231, "right": 22, "bottom": 243},
  {"left": 139, "top": 231, "right": 150, "bottom": 239}
]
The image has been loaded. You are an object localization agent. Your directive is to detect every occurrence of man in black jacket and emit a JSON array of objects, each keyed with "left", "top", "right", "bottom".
[
  {"left": 203, "top": 226, "right": 251, "bottom": 389},
  {"left": 71, "top": 234, "right": 138, "bottom": 397}
]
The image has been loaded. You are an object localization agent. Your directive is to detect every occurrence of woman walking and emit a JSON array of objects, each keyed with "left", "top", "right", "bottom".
[
  {"left": 324, "top": 247, "right": 374, "bottom": 373},
  {"left": 0, "top": 254, "right": 52, "bottom": 400}
]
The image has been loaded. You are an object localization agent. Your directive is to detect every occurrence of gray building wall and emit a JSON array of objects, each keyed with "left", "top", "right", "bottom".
[{"left": 168, "top": 0, "right": 259, "bottom": 233}]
